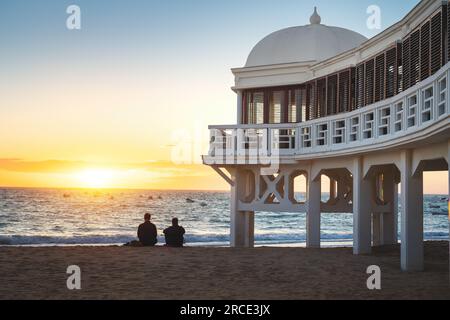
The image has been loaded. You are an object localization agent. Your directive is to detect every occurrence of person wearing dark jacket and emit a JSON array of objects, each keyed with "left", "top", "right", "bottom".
[
  {"left": 163, "top": 218, "right": 185, "bottom": 247},
  {"left": 137, "top": 213, "right": 157, "bottom": 246}
]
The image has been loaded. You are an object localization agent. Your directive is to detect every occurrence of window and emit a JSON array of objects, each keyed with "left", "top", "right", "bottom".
[
  {"left": 437, "top": 77, "right": 447, "bottom": 117},
  {"left": 407, "top": 94, "right": 418, "bottom": 128},
  {"left": 269, "top": 91, "right": 284, "bottom": 124},
  {"left": 246, "top": 92, "right": 264, "bottom": 125},
  {"left": 421, "top": 86, "right": 433, "bottom": 123},
  {"left": 288, "top": 88, "right": 304, "bottom": 123}
]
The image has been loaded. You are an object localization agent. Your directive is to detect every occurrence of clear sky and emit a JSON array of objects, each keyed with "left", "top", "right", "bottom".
[{"left": 0, "top": 0, "right": 447, "bottom": 193}]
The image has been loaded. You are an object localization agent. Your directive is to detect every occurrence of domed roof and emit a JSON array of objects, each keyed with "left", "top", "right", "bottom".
[{"left": 245, "top": 8, "right": 368, "bottom": 67}]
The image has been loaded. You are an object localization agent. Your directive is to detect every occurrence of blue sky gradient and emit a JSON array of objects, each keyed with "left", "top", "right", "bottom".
[
  {"left": 1, "top": 0, "right": 420, "bottom": 74},
  {"left": 5, "top": 0, "right": 447, "bottom": 192}
]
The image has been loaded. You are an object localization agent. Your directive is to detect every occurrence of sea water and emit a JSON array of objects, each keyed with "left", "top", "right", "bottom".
[{"left": 0, "top": 188, "right": 448, "bottom": 247}]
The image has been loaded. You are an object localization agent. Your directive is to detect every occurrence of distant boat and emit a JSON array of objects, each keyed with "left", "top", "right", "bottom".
[
  {"left": 432, "top": 211, "right": 447, "bottom": 216},
  {"left": 440, "top": 197, "right": 448, "bottom": 201},
  {"left": 186, "top": 198, "right": 195, "bottom": 203},
  {"left": 200, "top": 202, "right": 208, "bottom": 207}
]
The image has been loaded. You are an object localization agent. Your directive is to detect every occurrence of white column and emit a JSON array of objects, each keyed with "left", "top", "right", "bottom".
[
  {"left": 236, "top": 90, "right": 243, "bottom": 125},
  {"left": 448, "top": 140, "right": 450, "bottom": 281},
  {"left": 400, "top": 150, "right": 424, "bottom": 272},
  {"left": 231, "top": 211, "right": 254, "bottom": 248},
  {"left": 372, "top": 214, "right": 381, "bottom": 247},
  {"left": 373, "top": 169, "right": 398, "bottom": 246},
  {"left": 353, "top": 157, "right": 372, "bottom": 255},
  {"left": 381, "top": 170, "right": 398, "bottom": 245},
  {"left": 230, "top": 170, "right": 255, "bottom": 248},
  {"left": 307, "top": 175, "right": 321, "bottom": 248}
]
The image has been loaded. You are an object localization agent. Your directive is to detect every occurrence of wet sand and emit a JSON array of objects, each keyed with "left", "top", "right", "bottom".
[{"left": 0, "top": 241, "right": 448, "bottom": 300}]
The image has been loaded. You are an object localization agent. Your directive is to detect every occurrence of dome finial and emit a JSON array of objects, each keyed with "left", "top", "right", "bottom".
[{"left": 310, "top": 6, "right": 321, "bottom": 25}]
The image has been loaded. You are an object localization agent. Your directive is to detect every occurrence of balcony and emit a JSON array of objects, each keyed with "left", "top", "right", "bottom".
[{"left": 204, "top": 63, "right": 450, "bottom": 165}]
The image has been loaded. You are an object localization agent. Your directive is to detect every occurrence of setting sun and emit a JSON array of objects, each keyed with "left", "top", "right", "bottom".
[{"left": 76, "top": 169, "right": 116, "bottom": 188}]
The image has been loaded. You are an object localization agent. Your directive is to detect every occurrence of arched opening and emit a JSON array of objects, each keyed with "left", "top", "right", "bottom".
[
  {"left": 321, "top": 174, "right": 331, "bottom": 203},
  {"left": 289, "top": 171, "right": 307, "bottom": 204}
]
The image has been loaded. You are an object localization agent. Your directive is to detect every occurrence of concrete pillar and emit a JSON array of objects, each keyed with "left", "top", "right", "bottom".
[
  {"left": 307, "top": 174, "right": 321, "bottom": 248},
  {"left": 373, "top": 169, "right": 398, "bottom": 246},
  {"left": 381, "top": 170, "right": 398, "bottom": 245},
  {"left": 400, "top": 150, "right": 424, "bottom": 272},
  {"left": 231, "top": 211, "right": 255, "bottom": 248},
  {"left": 353, "top": 157, "right": 372, "bottom": 255},
  {"left": 373, "top": 213, "right": 397, "bottom": 246},
  {"left": 230, "top": 170, "right": 254, "bottom": 248},
  {"left": 372, "top": 213, "right": 382, "bottom": 246},
  {"left": 330, "top": 178, "right": 337, "bottom": 200},
  {"left": 448, "top": 140, "right": 450, "bottom": 281},
  {"left": 237, "top": 90, "right": 243, "bottom": 125}
]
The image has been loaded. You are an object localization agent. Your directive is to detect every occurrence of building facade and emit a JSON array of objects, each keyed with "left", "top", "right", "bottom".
[{"left": 203, "top": 0, "right": 450, "bottom": 272}]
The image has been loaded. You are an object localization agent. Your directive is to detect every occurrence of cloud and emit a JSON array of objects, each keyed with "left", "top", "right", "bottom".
[
  {"left": 0, "top": 159, "right": 86, "bottom": 173},
  {"left": 0, "top": 158, "right": 211, "bottom": 177}
]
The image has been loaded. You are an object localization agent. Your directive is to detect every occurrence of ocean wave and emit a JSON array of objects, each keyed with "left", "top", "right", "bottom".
[{"left": 1, "top": 231, "right": 447, "bottom": 246}]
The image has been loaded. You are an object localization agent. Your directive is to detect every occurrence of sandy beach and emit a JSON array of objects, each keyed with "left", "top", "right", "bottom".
[{"left": 0, "top": 241, "right": 448, "bottom": 300}]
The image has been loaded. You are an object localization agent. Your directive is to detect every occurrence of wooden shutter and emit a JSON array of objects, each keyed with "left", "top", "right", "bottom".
[
  {"left": 338, "top": 70, "right": 351, "bottom": 113},
  {"left": 316, "top": 78, "right": 327, "bottom": 118},
  {"left": 365, "top": 59, "right": 375, "bottom": 105},
  {"left": 350, "top": 67, "right": 356, "bottom": 111},
  {"left": 385, "top": 47, "right": 397, "bottom": 98},
  {"left": 396, "top": 42, "right": 403, "bottom": 94},
  {"left": 356, "top": 64, "right": 365, "bottom": 109},
  {"left": 431, "top": 11, "right": 443, "bottom": 75},
  {"left": 327, "top": 74, "right": 338, "bottom": 115},
  {"left": 447, "top": 3, "right": 450, "bottom": 62},
  {"left": 443, "top": 4, "right": 448, "bottom": 66},
  {"left": 375, "top": 53, "right": 385, "bottom": 102},
  {"left": 410, "top": 30, "right": 420, "bottom": 86},
  {"left": 420, "top": 21, "right": 431, "bottom": 81},
  {"left": 402, "top": 37, "right": 411, "bottom": 90},
  {"left": 306, "top": 82, "right": 315, "bottom": 121}
]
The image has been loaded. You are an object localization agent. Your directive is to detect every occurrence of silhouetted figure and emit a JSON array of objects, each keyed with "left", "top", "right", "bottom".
[
  {"left": 138, "top": 213, "right": 157, "bottom": 246},
  {"left": 164, "top": 218, "right": 185, "bottom": 247}
]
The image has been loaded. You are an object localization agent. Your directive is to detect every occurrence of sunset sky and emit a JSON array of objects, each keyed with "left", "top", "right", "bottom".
[{"left": 0, "top": 0, "right": 447, "bottom": 193}]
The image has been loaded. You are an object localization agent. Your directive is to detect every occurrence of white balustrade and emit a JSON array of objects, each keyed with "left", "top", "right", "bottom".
[{"left": 207, "top": 63, "right": 450, "bottom": 161}]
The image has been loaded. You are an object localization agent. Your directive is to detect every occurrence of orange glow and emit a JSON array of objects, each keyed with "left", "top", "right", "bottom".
[{"left": 75, "top": 169, "right": 117, "bottom": 189}]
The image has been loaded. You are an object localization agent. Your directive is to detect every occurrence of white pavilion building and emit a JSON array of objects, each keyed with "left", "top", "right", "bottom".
[{"left": 203, "top": 0, "right": 450, "bottom": 272}]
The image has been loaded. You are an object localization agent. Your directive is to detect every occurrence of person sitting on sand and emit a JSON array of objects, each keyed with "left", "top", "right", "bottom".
[
  {"left": 163, "top": 218, "right": 185, "bottom": 247},
  {"left": 137, "top": 213, "right": 157, "bottom": 246}
]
